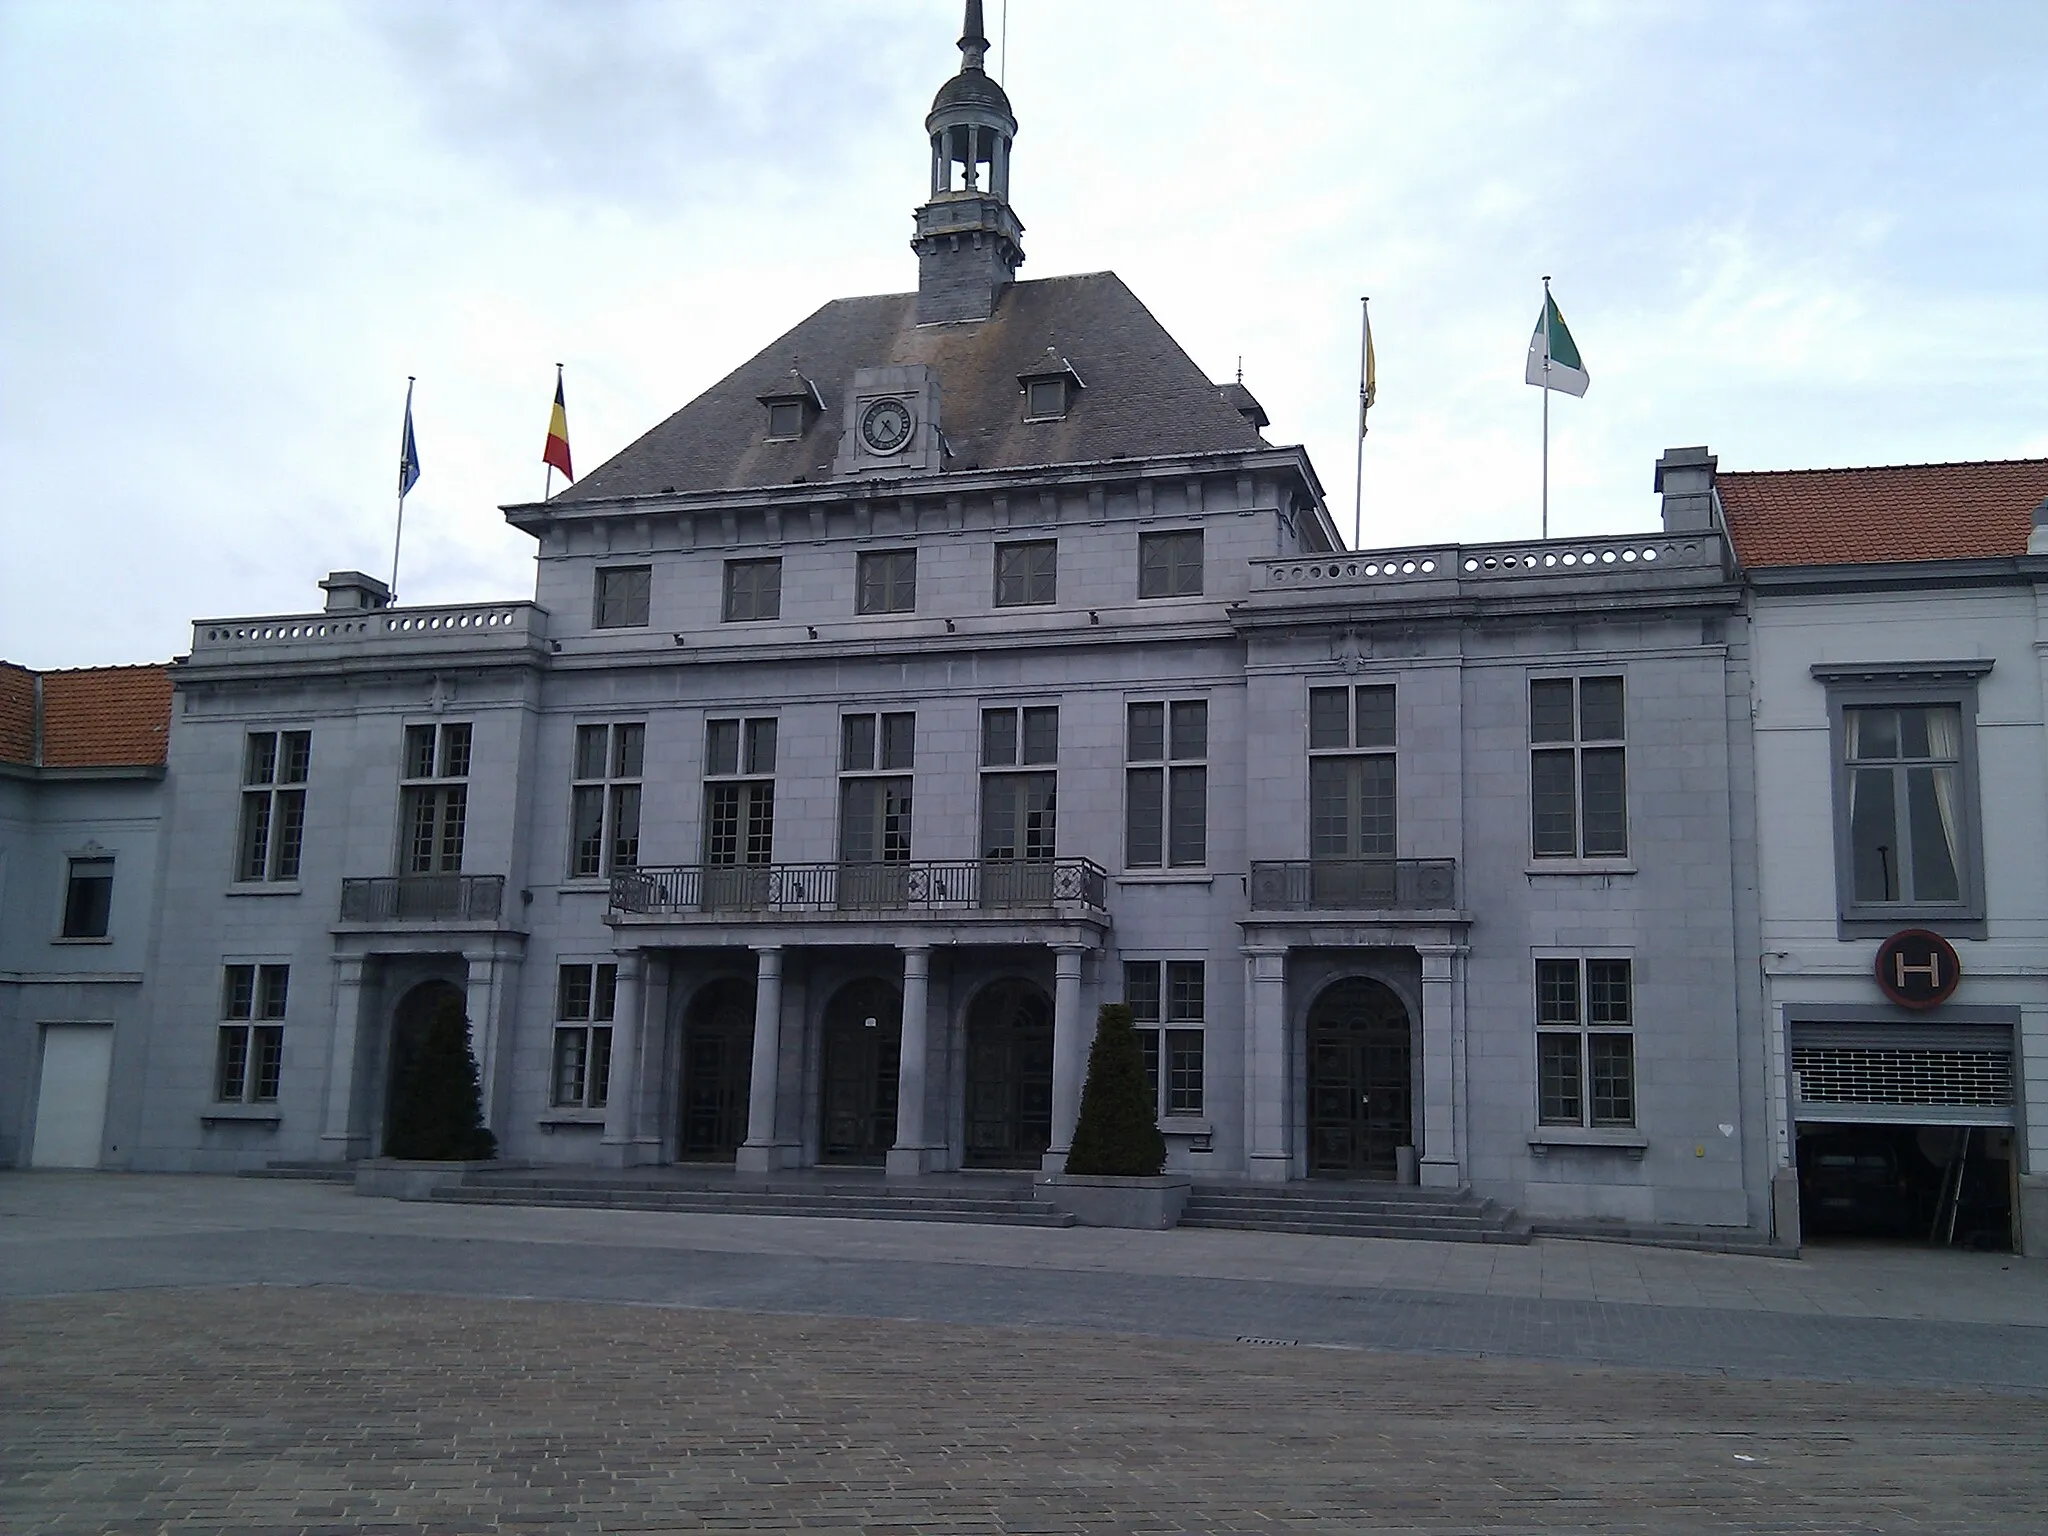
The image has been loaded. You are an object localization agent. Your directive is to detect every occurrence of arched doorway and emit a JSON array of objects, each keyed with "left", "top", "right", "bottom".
[
  {"left": 964, "top": 977, "right": 1053, "bottom": 1168},
  {"left": 382, "top": 978, "right": 467, "bottom": 1157},
  {"left": 678, "top": 977, "right": 754, "bottom": 1161},
  {"left": 1307, "top": 976, "right": 1413, "bottom": 1179},
  {"left": 819, "top": 977, "right": 901, "bottom": 1164}
]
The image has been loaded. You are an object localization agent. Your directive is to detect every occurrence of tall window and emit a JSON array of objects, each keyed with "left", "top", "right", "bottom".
[
  {"left": 840, "top": 713, "right": 914, "bottom": 866},
  {"left": 593, "top": 565, "right": 651, "bottom": 629},
  {"left": 1126, "top": 960, "right": 1204, "bottom": 1117},
  {"left": 1126, "top": 700, "right": 1206, "bottom": 868},
  {"left": 1530, "top": 676, "right": 1626, "bottom": 858},
  {"left": 570, "top": 723, "right": 644, "bottom": 878},
  {"left": 236, "top": 730, "right": 310, "bottom": 882},
  {"left": 856, "top": 550, "right": 917, "bottom": 614},
  {"left": 61, "top": 857, "right": 114, "bottom": 938},
  {"left": 1844, "top": 704, "right": 1963, "bottom": 906},
  {"left": 723, "top": 558, "right": 782, "bottom": 622},
  {"left": 704, "top": 718, "right": 777, "bottom": 867},
  {"left": 1536, "top": 958, "right": 1634, "bottom": 1127},
  {"left": 402, "top": 723, "right": 471, "bottom": 874},
  {"left": 551, "top": 962, "right": 616, "bottom": 1110},
  {"left": 994, "top": 540, "right": 1056, "bottom": 607},
  {"left": 1138, "top": 530, "right": 1203, "bottom": 598},
  {"left": 980, "top": 706, "right": 1057, "bottom": 863},
  {"left": 1309, "top": 686, "right": 1395, "bottom": 902},
  {"left": 216, "top": 963, "right": 287, "bottom": 1103}
]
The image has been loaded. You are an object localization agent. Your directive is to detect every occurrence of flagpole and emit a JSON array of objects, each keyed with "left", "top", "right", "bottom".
[
  {"left": 1354, "top": 296, "right": 1370, "bottom": 551},
  {"left": 391, "top": 376, "right": 415, "bottom": 602},
  {"left": 1540, "top": 276, "right": 1551, "bottom": 541}
]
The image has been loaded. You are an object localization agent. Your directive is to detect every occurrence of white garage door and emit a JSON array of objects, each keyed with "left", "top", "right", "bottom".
[{"left": 30, "top": 1023, "right": 114, "bottom": 1167}]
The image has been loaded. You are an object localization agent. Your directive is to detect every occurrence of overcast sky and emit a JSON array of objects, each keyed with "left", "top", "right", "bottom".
[{"left": 3, "top": 0, "right": 2043, "bottom": 669}]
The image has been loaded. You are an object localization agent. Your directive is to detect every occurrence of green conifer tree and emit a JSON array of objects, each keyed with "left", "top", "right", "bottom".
[
  {"left": 383, "top": 991, "right": 498, "bottom": 1161},
  {"left": 1063, "top": 1002, "right": 1166, "bottom": 1177}
]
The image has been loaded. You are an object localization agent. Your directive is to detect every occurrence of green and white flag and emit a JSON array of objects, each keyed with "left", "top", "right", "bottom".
[{"left": 1524, "top": 292, "right": 1589, "bottom": 397}]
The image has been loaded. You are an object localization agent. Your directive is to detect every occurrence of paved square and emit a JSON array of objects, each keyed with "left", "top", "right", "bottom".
[{"left": 3, "top": 1173, "right": 2045, "bottom": 1533}]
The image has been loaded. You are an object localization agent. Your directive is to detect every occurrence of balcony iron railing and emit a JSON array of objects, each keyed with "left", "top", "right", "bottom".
[
  {"left": 610, "top": 859, "right": 1109, "bottom": 917},
  {"left": 340, "top": 874, "right": 507, "bottom": 922},
  {"left": 1247, "top": 859, "right": 1457, "bottom": 912}
]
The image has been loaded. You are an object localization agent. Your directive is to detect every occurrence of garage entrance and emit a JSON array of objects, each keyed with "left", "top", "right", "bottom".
[{"left": 1790, "top": 1018, "right": 2016, "bottom": 1250}]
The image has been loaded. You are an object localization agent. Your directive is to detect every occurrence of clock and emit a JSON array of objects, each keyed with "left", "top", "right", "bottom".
[{"left": 860, "top": 397, "right": 914, "bottom": 454}]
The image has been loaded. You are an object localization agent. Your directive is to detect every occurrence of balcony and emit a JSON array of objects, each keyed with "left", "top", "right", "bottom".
[
  {"left": 1248, "top": 859, "right": 1457, "bottom": 912},
  {"left": 610, "top": 859, "right": 1109, "bottom": 918},
  {"left": 340, "top": 874, "right": 507, "bottom": 923}
]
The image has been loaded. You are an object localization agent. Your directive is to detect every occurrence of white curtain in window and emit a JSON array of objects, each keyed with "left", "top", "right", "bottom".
[
  {"left": 1925, "top": 705, "right": 1962, "bottom": 881},
  {"left": 1843, "top": 708, "right": 1862, "bottom": 824}
]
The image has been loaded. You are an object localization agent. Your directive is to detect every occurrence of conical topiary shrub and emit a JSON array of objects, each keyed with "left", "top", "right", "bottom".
[
  {"left": 383, "top": 990, "right": 498, "bottom": 1161},
  {"left": 1063, "top": 1002, "right": 1166, "bottom": 1177}
]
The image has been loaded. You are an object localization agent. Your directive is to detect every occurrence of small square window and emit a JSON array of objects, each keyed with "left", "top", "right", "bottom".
[
  {"left": 766, "top": 401, "right": 805, "bottom": 440},
  {"left": 1138, "top": 530, "right": 1203, "bottom": 599},
  {"left": 1025, "top": 378, "right": 1068, "bottom": 420},
  {"left": 994, "top": 541, "right": 1057, "bottom": 607},
  {"left": 594, "top": 566, "right": 652, "bottom": 629},
  {"left": 62, "top": 857, "right": 114, "bottom": 938},
  {"left": 723, "top": 558, "right": 783, "bottom": 622},
  {"left": 857, "top": 549, "right": 917, "bottom": 614}
]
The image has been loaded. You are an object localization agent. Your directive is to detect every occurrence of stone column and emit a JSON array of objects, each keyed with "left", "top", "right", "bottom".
[
  {"left": 1416, "top": 944, "right": 1468, "bottom": 1189},
  {"left": 320, "top": 954, "right": 370, "bottom": 1160},
  {"left": 1243, "top": 946, "right": 1291, "bottom": 1183},
  {"left": 887, "top": 945, "right": 933, "bottom": 1178},
  {"left": 1045, "top": 945, "right": 1087, "bottom": 1172},
  {"left": 601, "top": 950, "right": 645, "bottom": 1162},
  {"left": 463, "top": 948, "right": 519, "bottom": 1138},
  {"left": 736, "top": 946, "right": 784, "bottom": 1175}
]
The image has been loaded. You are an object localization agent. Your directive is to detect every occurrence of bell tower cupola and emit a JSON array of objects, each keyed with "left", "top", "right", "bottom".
[{"left": 912, "top": 0, "right": 1025, "bottom": 324}]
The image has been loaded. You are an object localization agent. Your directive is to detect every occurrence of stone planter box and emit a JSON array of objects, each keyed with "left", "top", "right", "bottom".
[
  {"left": 1035, "top": 1173, "right": 1192, "bottom": 1229},
  {"left": 354, "top": 1158, "right": 495, "bottom": 1201}
]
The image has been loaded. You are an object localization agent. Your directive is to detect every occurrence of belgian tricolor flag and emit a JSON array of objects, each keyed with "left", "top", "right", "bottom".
[{"left": 543, "top": 367, "right": 574, "bottom": 482}]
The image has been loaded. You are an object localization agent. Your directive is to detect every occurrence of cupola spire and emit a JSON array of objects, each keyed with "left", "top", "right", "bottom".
[{"left": 912, "top": 0, "right": 1025, "bottom": 324}]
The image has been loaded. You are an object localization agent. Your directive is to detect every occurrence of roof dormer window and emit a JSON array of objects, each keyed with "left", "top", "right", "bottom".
[
  {"left": 1019, "top": 349, "right": 1085, "bottom": 422},
  {"left": 757, "top": 370, "right": 825, "bottom": 442}
]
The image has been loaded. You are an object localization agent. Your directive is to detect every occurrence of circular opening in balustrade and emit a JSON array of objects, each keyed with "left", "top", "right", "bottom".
[{"left": 1642, "top": 547, "right": 1658, "bottom": 561}]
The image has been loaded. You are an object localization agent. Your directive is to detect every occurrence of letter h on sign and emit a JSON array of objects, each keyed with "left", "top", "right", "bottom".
[{"left": 1874, "top": 929, "right": 1961, "bottom": 1011}]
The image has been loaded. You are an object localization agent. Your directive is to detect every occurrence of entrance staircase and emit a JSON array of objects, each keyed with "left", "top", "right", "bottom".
[
  {"left": 424, "top": 1167, "right": 1077, "bottom": 1227},
  {"left": 1179, "top": 1180, "right": 1532, "bottom": 1244}
]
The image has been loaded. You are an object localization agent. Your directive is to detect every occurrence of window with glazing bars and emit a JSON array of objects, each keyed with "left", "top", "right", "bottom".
[
  {"left": 401, "top": 723, "right": 470, "bottom": 874},
  {"left": 1126, "top": 959, "right": 1205, "bottom": 1116},
  {"left": 704, "top": 718, "right": 777, "bottom": 866},
  {"left": 840, "top": 713, "right": 914, "bottom": 865},
  {"left": 994, "top": 540, "right": 1056, "bottom": 606},
  {"left": 979, "top": 706, "right": 1057, "bottom": 861},
  {"left": 551, "top": 962, "right": 616, "bottom": 1109},
  {"left": 216, "top": 962, "right": 287, "bottom": 1103},
  {"left": 723, "top": 558, "right": 782, "bottom": 622},
  {"left": 856, "top": 550, "right": 917, "bottom": 614},
  {"left": 593, "top": 565, "right": 651, "bottom": 628},
  {"left": 1536, "top": 957, "right": 1634, "bottom": 1127},
  {"left": 1126, "top": 700, "right": 1207, "bottom": 868},
  {"left": 1309, "top": 684, "right": 1396, "bottom": 863},
  {"left": 1530, "top": 677, "right": 1626, "bottom": 858},
  {"left": 1138, "top": 529, "right": 1203, "bottom": 598},
  {"left": 237, "top": 731, "right": 310, "bottom": 882},
  {"left": 570, "top": 723, "right": 644, "bottom": 878}
]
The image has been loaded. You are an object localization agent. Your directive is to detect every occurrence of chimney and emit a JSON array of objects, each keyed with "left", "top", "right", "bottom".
[
  {"left": 320, "top": 571, "right": 392, "bottom": 613},
  {"left": 1653, "top": 447, "right": 1718, "bottom": 533}
]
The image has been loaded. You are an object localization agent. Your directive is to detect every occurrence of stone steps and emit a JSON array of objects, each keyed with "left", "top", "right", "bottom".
[
  {"left": 1180, "top": 1182, "right": 1532, "bottom": 1244},
  {"left": 431, "top": 1179, "right": 1076, "bottom": 1227},
  {"left": 239, "top": 1162, "right": 356, "bottom": 1184}
]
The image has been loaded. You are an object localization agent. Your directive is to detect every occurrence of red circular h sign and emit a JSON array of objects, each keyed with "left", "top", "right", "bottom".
[{"left": 1874, "top": 929, "right": 1961, "bottom": 1011}]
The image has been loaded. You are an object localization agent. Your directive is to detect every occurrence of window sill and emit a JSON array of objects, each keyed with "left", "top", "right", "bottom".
[
  {"left": 201, "top": 1105, "right": 282, "bottom": 1125},
  {"left": 1114, "top": 872, "right": 1214, "bottom": 887},
  {"left": 1159, "top": 1116, "right": 1212, "bottom": 1137},
  {"left": 539, "top": 1111, "right": 607, "bottom": 1130},
  {"left": 1837, "top": 913, "right": 1987, "bottom": 941},
  {"left": 227, "top": 882, "right": 303, "bottom": 898},
  {"left": 1526, "top": 859, "right": 1635, "bottom": 878},
  {"left": 51, "top": 935, "right": 114, "bottom": 946},
  {"left": 1529, "top": 1128, "right": 1647, "bottom": 1159}
]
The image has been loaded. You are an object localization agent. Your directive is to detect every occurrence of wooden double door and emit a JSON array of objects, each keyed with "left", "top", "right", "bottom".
[
  {"left": 819, "top": 978, "right": 901, "bottom": 1164},
  {"left": 679, "top": 978, "right": 754, "bottom": 1160},
  {"left": 964, "top": 978, "right": 1054, "bottom": 1168},
  {"left": 1307, "top": 977, "right": 1414, "bottom": 1179}
]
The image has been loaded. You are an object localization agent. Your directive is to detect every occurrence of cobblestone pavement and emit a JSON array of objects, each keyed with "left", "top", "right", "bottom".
[{"left": 3, "top": 1173, "right": 2046, "bottom": 1533}]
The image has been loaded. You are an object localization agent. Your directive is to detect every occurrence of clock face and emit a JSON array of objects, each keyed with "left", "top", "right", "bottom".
[{"left": 860, "top": 397, "right": 914, "bottom": 454}]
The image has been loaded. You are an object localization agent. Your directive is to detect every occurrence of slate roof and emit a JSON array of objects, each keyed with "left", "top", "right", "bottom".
[
  {"left": 1720, "top": 458, "right": 2048, "bottom": 568},
  {"left": 0, "top": 663, "right": 172, "bottom": 769},
  {"left": 557, "top": 272, "right": 1271, "bottom": 504}
]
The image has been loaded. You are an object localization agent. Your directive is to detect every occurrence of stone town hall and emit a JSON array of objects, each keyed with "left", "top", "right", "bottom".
[{"left": 48, "top": 4, "right": 2048, "bottom": 1252}]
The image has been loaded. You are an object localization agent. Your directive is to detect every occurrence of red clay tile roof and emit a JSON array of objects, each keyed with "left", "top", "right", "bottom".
[
  {"left": 0, "top": 664, "right": 173, "bottom": 769},
  {"left": 0, "top": 663, "right": 34, "bottom": 765},
  {"left": 1719, "top": 458, "right": 2048, "bottom": 569}
]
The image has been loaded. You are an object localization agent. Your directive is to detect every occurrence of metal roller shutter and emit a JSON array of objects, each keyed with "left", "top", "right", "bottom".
[{"left": 1789, "top": 1022, "right": 2014, "bottom": 1126}]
